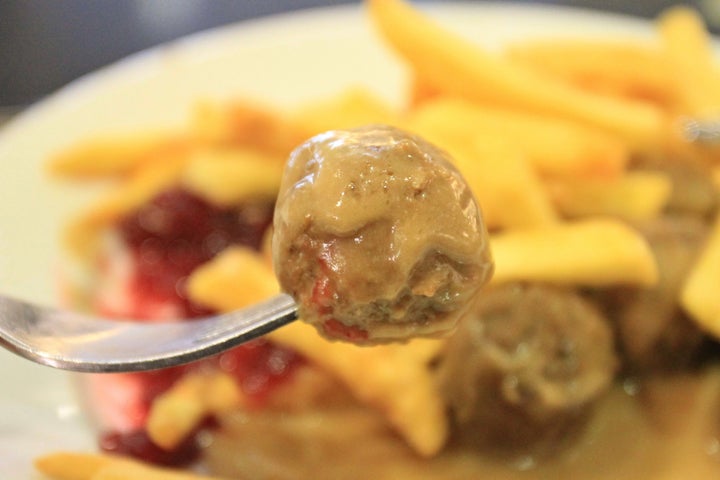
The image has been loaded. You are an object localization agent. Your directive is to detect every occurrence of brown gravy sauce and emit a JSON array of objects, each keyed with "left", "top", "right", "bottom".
[
  {"left": 430, "top": 369, "right": 720, "bottom": 479},
  {"left": 205, "top": 368, "right": 720, "bottom": 479}
]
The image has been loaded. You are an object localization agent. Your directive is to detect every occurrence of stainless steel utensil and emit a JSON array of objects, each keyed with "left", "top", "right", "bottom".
[{"left": 0, "top": 293, "right": 297, "bottom": 373}]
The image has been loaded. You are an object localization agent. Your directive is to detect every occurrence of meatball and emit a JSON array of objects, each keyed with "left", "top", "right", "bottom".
[
  {"left": 603, "top": 215, "right": 710, "bottom": 372},
  {"left": 436, "top": 283, "right": 617, "bottom": 456},
  {"left": 272, "top": 125, "right": 493, "bottom": 344}
]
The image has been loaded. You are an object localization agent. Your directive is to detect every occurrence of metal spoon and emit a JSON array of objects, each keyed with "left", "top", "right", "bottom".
[{"left": 0, "top": 293, "right": 297, "bottom": 373}]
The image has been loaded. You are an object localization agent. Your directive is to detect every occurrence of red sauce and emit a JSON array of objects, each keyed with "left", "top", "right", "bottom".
[
  {"left": 118, "top": 188, "right": 273, "bottom": 318},
  {"left": 97, "top": 189, "right": 303, "bottom": 465}
]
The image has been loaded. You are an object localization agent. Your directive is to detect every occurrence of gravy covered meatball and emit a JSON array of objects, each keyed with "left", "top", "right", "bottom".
[
  {"left": 437, "top": 283, "right": 617, "bottom": 456},
  {"left": 272, "top": 125, "right": 493, "bottom": 344}
]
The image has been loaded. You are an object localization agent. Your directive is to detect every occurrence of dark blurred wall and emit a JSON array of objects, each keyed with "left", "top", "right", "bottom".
[
  {"left": 0, "top": 0, "right": 357, "bottom": 106},
  {"left": 0, "top": 0, "right": 711, "bottom": 107}
]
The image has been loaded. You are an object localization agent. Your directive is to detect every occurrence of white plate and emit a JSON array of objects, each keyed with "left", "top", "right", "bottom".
[{"left": 0, "top": 2, "right": 656, "bottom": 477}]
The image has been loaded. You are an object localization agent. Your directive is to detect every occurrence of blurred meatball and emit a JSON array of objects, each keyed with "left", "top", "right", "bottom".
[{"left": 436, "top": 283, "right": 617, "bottom": 456}]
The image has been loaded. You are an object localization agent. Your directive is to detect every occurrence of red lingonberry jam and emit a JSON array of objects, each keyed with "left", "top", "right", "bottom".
[
  {"left": 118, "top": 188, "right": 274, "bottom": 318},
  {"left": 96, "top": 188, "right": 304, "bottom": 466},
  {"left": 215, "top": 339, "right": 303, "bottom": 408}
]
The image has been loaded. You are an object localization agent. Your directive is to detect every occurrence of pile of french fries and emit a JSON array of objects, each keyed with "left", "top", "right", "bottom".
[{"left": 36, "top": 0, "right": 720, "bottom": 478}]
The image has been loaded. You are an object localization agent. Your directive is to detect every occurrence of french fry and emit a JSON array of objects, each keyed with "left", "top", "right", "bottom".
[
  {"left": 186, "top": 246, "right": 279, "bottom": 311},
  {"left": 35, "top": 451, "right": 229, "bottom": 480},
  {"left": 203, "top": 372, "right": 245, "bottom": 413},
  {"left": 181, "top": 148, "right": 283, "bottom": 206},
  {"left": 681, "top": 214, "right": 720, "bottom": 337},
  {"left": 506, "top": 40, "right": 678, "bottom": 108},
  {"left": 146, "top": 391, "right": 206, "bottom": 451},
  {"left": 658, "top": 6, "right": 720, "bottom": 117},
  {"left": 191, "top": 100, "right": 309, "bottom": 156},
  {"left": 406, "top": 97, "right": 629, "bottom": 178},
  {"left": 185, "top": 247, "right": 448, "bottom": 457},
  {"left": 48, "top": 131, "right": 188, "bottom": 179},
  {"left": 291, "top": 88, "right": 400, "bottom": 134},
  {"left": 147, "top": 371, "right": 243, "bottom": 450},
  {"left": 368, "top": 0, "right": 666, "bottom": 148},
  {"left": 92, "top": 462, "right": 228, "bottom": 480},
  {"left": 657, "top": 8, "right": 720, "bottom": 166},
  {"left": 546, "top": 171, "right": 672, "bottom": 220},
  {"left": 408, "top": 72, "right": 442, "bottom": 105},
  {"left": 459, "top": 139, "right": 559, "bottom": 229},
  {"left": 408, "top": 124, "right": 558, "bottom": 230},
  {"left": 34, "top": 452, "right": 124, "bottom": 480},
  {"left": 490, "top": 218, "right": 659, "bottom": 287}
]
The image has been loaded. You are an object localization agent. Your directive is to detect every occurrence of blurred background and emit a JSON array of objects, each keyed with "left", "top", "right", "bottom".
[{"left": 0, "top": 0, "right": 718, "bottom": 119}]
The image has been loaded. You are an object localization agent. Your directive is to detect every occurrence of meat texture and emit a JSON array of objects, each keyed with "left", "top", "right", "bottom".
[
  {"left": 436, "top": 283, "right": 617, "bottom": 457},
  {"left": 272, "top": 125, "right": 493, "bottom": 344}
]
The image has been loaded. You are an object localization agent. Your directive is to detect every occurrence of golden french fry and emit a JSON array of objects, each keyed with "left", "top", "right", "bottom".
[
  {"left": 93, "top": 462, "right": 230, "bottom": 480},
  {"left": 490, "top": 218, "right": 659, "bottom": 287},
  {"left": 291, "top": 88, "right": 400, "bottom": 134},
  {"left": 35, "top": 451, "right": 230, "bottom": 480},
  {"left": 368, "top": 0, "right": 666, "bottom": 148},
  {"left": 506, "top": 40, "right": 678, "bottom": 108},
  {"left": 546, "top": 171, "right": 672, "bottom": 220},
  {"left": 146, "top": 373, "right": 208, "bottom": 450},
  {"left": 408, "top": 72, "right": 442, "bottom": 105},
  {"left": 186, "top": 248, "right": 448, "bottom": 457},
  {"left": 408, "top": 125, "right": 558, "bottom": 230},
  {"left": 34, "top": 452, "right": 129, "bottom": 480},
  {"left": 681, "top": 214, "right": 720, "bottom": 337},
  {"left": 147, "top": 371, "right": 243, "bottom": 450},
  {"left": 146, "top": 390, "right": 206, "bottom": 451},
  {"left": 187, "top": 246, "right": 279, "bottom": 311},
  {"left": 48, "top": 132, "right": 187, "bottom": 179},
  {"left": 93, "top": 462, "right": 227, "bottom": 480},
  {"left": 406, "top": 97, "right": 629, "bottom": 178},
  {"left": 460, "top": 139, "right": 559, "bottom": 229},
  {"left": 658, "top": 6, "right": 720, "bottom": 117},
  {"left": 191, "top": 100, "right": 309, "bottom": 156},
  {"left": 181, "top": 148, "right": 283, "bottom": 206},
  {"left": 204, "top": 372, "right": 245, "bottom": 413}
]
